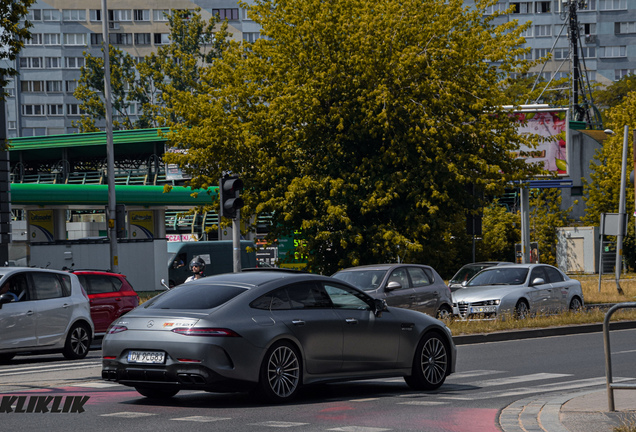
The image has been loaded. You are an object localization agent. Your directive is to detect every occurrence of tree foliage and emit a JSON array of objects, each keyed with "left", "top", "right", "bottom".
[
  {"left": 478, "top": 201, "right": 520, "bottom": 263},
  {"left": 162, "top": 0, "right": 542, "bottom": 275},
  {"left": 0, "top": 0, "right": 35, "bottom": 98},
  {"left": 529, "top": 189, "right": 572, "bottom": 266},
  {"left": 583, "top": 93, "right": 636, "bottom": 270},
  {"left": 74, "top": 9, "right": 230, "bottom": 132},
  {"left": 593, "top": 75, "right": 636, "bottom": 113}
]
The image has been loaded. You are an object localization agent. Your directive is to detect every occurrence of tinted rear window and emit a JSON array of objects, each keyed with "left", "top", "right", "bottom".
[{"left": 144, "top": 283, "right": 247, "bottom": 309}]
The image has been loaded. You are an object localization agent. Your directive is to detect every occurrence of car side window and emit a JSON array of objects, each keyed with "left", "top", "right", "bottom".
[
  {"left": 79, "top": 275, "right": 120, "bottom": 295},
  {"left": 323, "top": 283, "right": 373, "bottom": 310},
  {"left": 31, "top": 272, "right": 66, "bottom": 300},
  {"left": 287, "top": 283, "right": 331, "bottom": 309},
  {"left": 387, "top": 268, "right": 411, "bottom": 289},
  {"left": 58, "top": 274, "right": 72, "bottom": 296},
  {"left": 251, "top": 283, "right": 332, "bottom": 310},
  {"left": 530, "top": 267, "right": 547, "bottom": 285},
  {"left": 1, "top": 273, "right": 30, "bottom": 301},
  {"left": 407, "top": 267, "right": 431, "bottom": 287},
  {"left": 544, "top": 267, "right": 564, "bottom": 283}
]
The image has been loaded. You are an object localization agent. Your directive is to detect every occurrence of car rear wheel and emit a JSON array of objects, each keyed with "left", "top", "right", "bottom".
[
  {"left": 404, "top": 332, "right": 449, "bottom": 391},
  {"left": 569, "top": 297, "right": 583, "bottom": 312},
  {"left": 62, "top": 323, "right": 92, "bottom": 360},
  {"left": 135, "top": 387, "right": 179, "bottom": 399},
  {"left": 515, "top": 300, "right": 530, "bottom": 320},
  {"left": 256, "top": 341, "right": 301, "bottom": 403}
]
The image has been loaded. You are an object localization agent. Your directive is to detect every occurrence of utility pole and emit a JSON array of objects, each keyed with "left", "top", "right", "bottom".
[
  {"left": 102, "top": 0, "right": 118, "bottom": 272},
  {"left": 615, "top": 125, "right": 629, "bottom": 295},
  {"left": 0, "top": 82, "right": 10, "bottom": 265}
]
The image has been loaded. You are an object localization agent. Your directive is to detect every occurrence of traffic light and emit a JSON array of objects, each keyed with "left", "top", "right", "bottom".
[{"left": 219, "top": 175, "right": 244, "bottom": 219}]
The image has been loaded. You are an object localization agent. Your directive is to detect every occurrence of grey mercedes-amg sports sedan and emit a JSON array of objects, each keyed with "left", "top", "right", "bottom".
[{"left": 102, "top": 269, "right": 456, "bottom": 403}]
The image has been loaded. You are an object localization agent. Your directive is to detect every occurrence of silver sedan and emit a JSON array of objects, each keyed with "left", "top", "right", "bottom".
[
  {"left": 102, "top": 270, "right": 456, "bottom": 403},
  {"left": 452, "top": 264, "right": 584, "bottom": 320}
]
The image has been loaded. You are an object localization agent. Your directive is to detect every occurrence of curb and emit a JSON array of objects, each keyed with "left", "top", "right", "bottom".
[{"left": 453, "top": 320, "right": 636, "bottom": 345}]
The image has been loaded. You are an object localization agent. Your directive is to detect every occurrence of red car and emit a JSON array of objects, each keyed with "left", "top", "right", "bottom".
[{"left": 73, "top": 271, "right": 140, "bottom": 335}]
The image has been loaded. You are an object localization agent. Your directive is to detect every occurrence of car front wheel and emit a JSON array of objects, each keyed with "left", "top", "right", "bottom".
[
  {"left": 404, "top": 332, "right": 449, "bottom": 391},
  {"left": 256, "top": 341, "right": 301, "bottom": 403},
  {"left": 515, "top": 300, "right": 530, "bottom": 320},
  {"left": 62, "top": 323, "right": 91, "bottom": 360},
  {"left": 436, "top": 305, "right": 452, "bottom": 320}
]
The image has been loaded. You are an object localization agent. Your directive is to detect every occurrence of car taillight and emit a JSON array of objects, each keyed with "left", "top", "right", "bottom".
[
  {"left": 171, "top": 328, "right": 241, "bottom": 337},
  {"left": 107, "top": 325, "right": 128, "bottom": 334}
]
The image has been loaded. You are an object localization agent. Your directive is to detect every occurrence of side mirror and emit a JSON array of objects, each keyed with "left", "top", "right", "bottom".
[
  {"left": 0, "top": 293, "right": 14, "bottom": 306},
  {"left": 461, "top": 280, "right": 468, "bottom": 287},
  {"left": 386, "top": 281, "right": 401, "bottom": 291},
  {"left": 374, "top": 298, "right": 388, "bottom": 317},
  {"left": 531, "top": 277, "right": 545, "bottom": 286}
]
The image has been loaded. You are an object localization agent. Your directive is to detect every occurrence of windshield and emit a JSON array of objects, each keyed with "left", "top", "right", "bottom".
[
  {"left": 450, "top": 264, "right": 491, "bottom": 284},
  {"left": 467, "top": 267, "right": 529, "bottom": 287},
  {"left": 144, "top": 282, "right": 248, "bottom": 309},
  {"left": 332, "top": 270, "right": 387, "bottom": 291}
]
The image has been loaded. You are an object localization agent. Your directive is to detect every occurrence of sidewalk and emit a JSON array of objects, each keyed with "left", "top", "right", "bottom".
[
  {"left": 453, "top": 319, "right": 636, "bottom": 431},
  {"left": 560, "top": 389, "right": 636, "bottom": 432}
]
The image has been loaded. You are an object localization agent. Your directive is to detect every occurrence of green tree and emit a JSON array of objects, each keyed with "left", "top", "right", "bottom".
[
  {"left": 0, "top": 0, "right": 35, "bottom": 98},
  {"left": 163, "top": 0, "right": 543, "bottom": 275},
  {"left": 73, "top": 46, "right": 138, "bottom": 132},
  {"left": 529, "top": 188, "right": 572, "bottom": 266},
  {"left": 593, "top": 74, "right": 636, "bottom": 112},
  {"left": 74, "top": 9, "right": 230, "bottom": 132},
  {"left": 583, "top": 93, "right": 636, "bottom": 271},
  {"left": 478, "top": 201, "right": 520, "bottom": 263}
]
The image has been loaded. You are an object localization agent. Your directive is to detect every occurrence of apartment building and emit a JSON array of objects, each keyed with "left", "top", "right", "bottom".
[
  {"left": 3, "top": 0, "right": 259, "bottom": 138},
  {"left": 484, "top": 0, "right": 636, "bottom": 86},
  {"left": 5, "top": 0, "right": 636, "bottom": 138}
]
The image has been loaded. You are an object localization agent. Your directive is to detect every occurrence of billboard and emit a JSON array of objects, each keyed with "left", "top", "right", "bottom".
[{"left": 513, "top": 108, "right": 569, "bottom": 176}]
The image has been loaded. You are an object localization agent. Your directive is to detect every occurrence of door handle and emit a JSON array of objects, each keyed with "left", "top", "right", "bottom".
[
  {"left": 345, "top": 318, "right": 358, "bottom": 325},
  {"left": 291, "top": 319, "right": 305, "bottom": 326},
  {"left": 26, "top": 310, "right": 34, "bottom": 316},
  {"left": 63, "top": 303, "right": 70, "bottom": 308}
]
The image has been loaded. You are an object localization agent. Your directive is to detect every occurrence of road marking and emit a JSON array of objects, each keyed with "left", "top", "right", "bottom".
[
  {"left": 72, "top": 382, "right": 122, "bottom": 388},
  {"left": 349, "top": 398, "right": 381, "bottom": 402},
  {"left": 448, "top": 376, "right": 634, "bottom": 401},
  {"left": 101, "top": 412, "right": 156, "bottom": 418},
  {"left": 397, "top": 401, "right": 448, "bottom": 406},
  {"left": 172, "top": 416, "right": 231, "bottom": 422},
  {"left": 447, "top": 370, "right": 505, "bottom": 380},
  {"left": 327, "top": 428, "right": 392, "bottom": 432},
  {"left": 0, "top": 363, "right": 101, "bottom": 377},
  {"left": 0, "top": 361, "right": 101, "bottom": 374},
  {"left": 467, "top": 373, "right": 571, "bottom": 388},
  {"left": 249, "top": 421, "right": 310, "bottom": 427}
]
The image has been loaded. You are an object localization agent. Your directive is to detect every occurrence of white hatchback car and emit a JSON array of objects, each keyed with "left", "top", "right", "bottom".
[{"left": 0, "top": 267, "right": 94, "bottom": 362}]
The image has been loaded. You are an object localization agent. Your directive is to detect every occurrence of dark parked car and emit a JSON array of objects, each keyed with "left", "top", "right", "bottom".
[
  {"left": 74, "top": 271, "right": 139, "bottom": 335},
  {"left": 448, "top": 262, "right": 513, "bottom": 291},
  {"left": 102, "top": 270, "right": 456, "bottom": 402},
  {"left": 0, "top": 267, "right": 94, "bottom": 362},
  {"left": 331, "top": 264, "right": 453, "bottom": 319}
]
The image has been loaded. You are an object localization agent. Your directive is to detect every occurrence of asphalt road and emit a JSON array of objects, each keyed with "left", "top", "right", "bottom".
[{"left": 2, "top": 327, "right": 635, "bottom": 432}]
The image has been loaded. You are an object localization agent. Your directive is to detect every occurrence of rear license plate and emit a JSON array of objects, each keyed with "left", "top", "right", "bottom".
[{"left": 127, "top": 351, "right": 165, "bottom": 364}]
